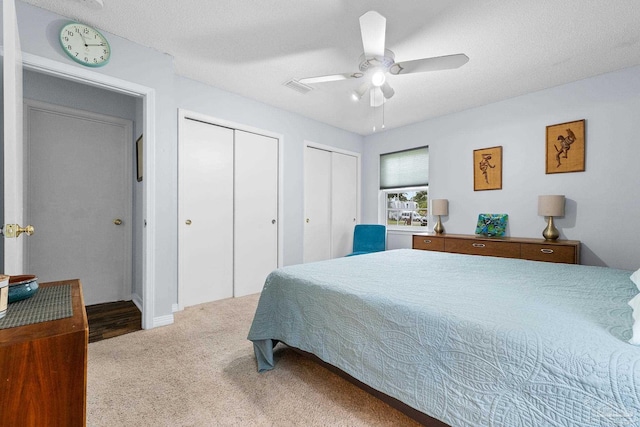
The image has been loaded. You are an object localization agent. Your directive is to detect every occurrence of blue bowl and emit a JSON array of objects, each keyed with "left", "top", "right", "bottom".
[{"left": 8, "top": 275, "right": 39, "bottom": 303}]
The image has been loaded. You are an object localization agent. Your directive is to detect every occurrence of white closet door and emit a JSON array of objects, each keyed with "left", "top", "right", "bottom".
[
  {"left": 303, "top": 147, "right": 332, "bottom": 263},
  {"left": 331, "top": 152, "right": 358, "bottom": 257},
  {"left": 234, "top": 130, "right": 278, "bottom": 297},
  {"left": 179, "top": 119, "right": 234, "bottom": 307}
]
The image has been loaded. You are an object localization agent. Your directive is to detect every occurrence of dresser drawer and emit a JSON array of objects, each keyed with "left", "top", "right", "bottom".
[
  {"left": 445, "top": 237, "right": 520, "bottom": 259},
  {"left": 520, "top": 243, "right": 577, "bottom": 264},
  {"left": 412, "top": 235, "right": 445, "bottom": 252}
]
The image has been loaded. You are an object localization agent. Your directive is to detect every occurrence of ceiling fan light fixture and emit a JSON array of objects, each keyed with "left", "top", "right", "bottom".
[{"left": 371, "top": 69, "right": 386, "bottom": 87}]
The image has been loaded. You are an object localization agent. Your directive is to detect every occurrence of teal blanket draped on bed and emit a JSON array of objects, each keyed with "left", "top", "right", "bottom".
[{"left": 247, "top": 249, "right": 640, "bottom": 426}]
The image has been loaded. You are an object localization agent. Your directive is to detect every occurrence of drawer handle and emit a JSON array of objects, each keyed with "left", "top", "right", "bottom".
[
  {"left": 472, "top": 243, "right": 486, "bottom": 248},
  {"left": 423, "top": 239, "right": 432, "bottom": 244},
  {"left": 540, "top": 248, "right": 554, "bottom": 254}
]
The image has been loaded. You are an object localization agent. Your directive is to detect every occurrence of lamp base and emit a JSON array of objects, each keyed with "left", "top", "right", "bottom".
[
  {"left": 542, "top": 216, "right": 559, "bottom": 240},
  {"left": 434, "top": 215, "right": 445, "bottom": 234}
]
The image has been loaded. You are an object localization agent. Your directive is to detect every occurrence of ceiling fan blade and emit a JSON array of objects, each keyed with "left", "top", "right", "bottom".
[
  {"left": 298, "top": 73, "right": 362, "bottom": 85},
  {"left": 380, "top": 81, "right": 395, "bottom": 99},
  {"left": 389, "top": 53, "right": 469, "bottom": 75},
  {"left": 359, "top": 11, "right": 386, "bottom": 58}
]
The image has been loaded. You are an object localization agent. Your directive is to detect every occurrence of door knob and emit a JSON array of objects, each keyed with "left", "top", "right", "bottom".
[
  {"left": 16, "top": 224, "right": 35, "bottom": 237},
  {"left": 185, "top": 219, "right": 192, "bottom": 225},
  {"left": 306, "top": 218, "right": 310, "bottom": 223},
  {"left": 113, "top": 219, "right": 123, "bottom": 225},
  {"left": 1, "top": 224, "right": 35, "bottom": 238},
  {"left": 272, "top": 219, "right": 276, "bottom": 224}
]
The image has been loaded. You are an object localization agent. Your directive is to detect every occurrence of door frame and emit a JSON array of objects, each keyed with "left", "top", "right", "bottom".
[
  {"left": 15, "top": 51, "right": 157, "bottom": 329},
  {"left": 177, "top": 108, "right": 283, "bottom": 310},
  {"left": 303, "top": 141, "right": 362, "bottom": 260},
  {"left": 24, "top": 99, "right": 133, "bottom": 303}
]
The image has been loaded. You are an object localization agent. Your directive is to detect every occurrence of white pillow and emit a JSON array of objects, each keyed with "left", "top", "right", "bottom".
[
  {"left": 631, "top": 268, "right": 640, "bottom": 289},
  {"left": 628, "top": 293, "right": 640, "bottom": 345}
]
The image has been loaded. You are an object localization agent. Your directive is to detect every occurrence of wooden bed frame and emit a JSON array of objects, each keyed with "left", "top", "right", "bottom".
[{"left": 289, "top": 345, "right": 449, "bottom": 426}]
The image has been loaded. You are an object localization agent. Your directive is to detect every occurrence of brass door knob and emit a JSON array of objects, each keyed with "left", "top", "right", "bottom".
[
  {"left": 113, "top": 219, "right": 123, "bottom": 225},
  {"left": 16, "top": 225, "right": 35, "bottom": 237},
  {"left": 1, "top": 224, "right": 35, "bottom": 238},
  {"left": 185, "top": 219, "right": 192, "bottom": 225}
]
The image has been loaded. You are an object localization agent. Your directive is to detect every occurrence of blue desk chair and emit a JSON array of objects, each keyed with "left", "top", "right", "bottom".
[{"left": 345, "top": 224, "right": 386, "bottom": 256}]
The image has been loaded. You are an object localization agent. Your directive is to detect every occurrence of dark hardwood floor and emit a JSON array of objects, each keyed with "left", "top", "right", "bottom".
[{"left": 86, "top": 300, "right": 142, "bottom": 343}]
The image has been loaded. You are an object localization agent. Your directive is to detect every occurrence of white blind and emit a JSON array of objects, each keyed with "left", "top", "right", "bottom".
[{"left": 379, "top": 146, "right": 429, "bottom": 189}]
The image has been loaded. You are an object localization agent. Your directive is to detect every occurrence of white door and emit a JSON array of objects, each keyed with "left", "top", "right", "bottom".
[
  {"left": 303, "top": 147, "right": 332, "bottom": 263},
  {"left": 24, "top": 101, "right": 133, "bottom": 305},
  {"left": 331, "top": 152, "right": 358, "bottom": 257},
  {"left": 179, "top": 119, "right": 234, "bottom": 307},
  {"left": 2, "top": 0, "right": 26, "bottom": 273},
  {"left": 234, "top": 130, "right": 278, "bottom": 297}
]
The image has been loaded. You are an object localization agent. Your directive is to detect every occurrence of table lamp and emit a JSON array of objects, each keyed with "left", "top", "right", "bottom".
[
  {"left": 431, "top": 199, "right": 448, "bottom": 234},
  {"left": 538, "top": 195, "right": 565, "bottom": 240}
]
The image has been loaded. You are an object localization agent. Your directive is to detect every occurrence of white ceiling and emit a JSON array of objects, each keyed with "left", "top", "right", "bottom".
[{"left": 20, "top": 0, "right": 640, "bottom": 135}]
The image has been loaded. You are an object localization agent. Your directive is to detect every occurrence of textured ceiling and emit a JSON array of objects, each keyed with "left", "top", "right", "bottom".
[{"left": 20, "top": 0, "right": 640, "bottom": 135}]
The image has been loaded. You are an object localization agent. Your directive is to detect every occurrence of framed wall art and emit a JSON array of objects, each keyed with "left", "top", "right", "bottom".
[
  {"left": 136, "top": 134, "right": 143, "bottom": 182},
  {"left": 473, "top": 146, "right": 502, "bottom": 191},
  {"left": 545, "top": 119, "right": 585, "bottom": 174}
]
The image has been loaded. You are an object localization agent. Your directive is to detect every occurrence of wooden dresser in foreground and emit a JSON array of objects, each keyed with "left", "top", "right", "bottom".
[
  {"left": 0, "top": 279, "right": 88, "bottom": 427},
  {"left": 413, "top": 233, "right": 580, "bottom": 264}
]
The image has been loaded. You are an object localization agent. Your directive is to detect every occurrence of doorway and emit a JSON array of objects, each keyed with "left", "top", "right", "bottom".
[
  {"left": 4, "top": 51, "right": 157, "bottom": 328},
  {"left": 24, "top": 100, "right": 133, "bottom": 305}
]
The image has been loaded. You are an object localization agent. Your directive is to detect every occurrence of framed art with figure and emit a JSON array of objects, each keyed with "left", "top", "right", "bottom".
[
  {"left": 546, "top": 119, "right": 585, "bottom": 174},
  {"left": 136, "top": 134, "right": 143, "bottom": 182},
  {"left": 473, "top": 146, "right": 502, "bottom": 191}
]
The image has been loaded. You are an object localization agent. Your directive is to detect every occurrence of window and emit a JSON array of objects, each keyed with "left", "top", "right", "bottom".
[{"left": 380, "top": 147, "right": 428, "bottom": 230}]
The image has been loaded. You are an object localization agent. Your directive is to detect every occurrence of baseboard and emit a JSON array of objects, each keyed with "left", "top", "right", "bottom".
[
  {"left": 130, "top": 292, "right": 174, "bottom": 328},
  {"left": 153, "top": 314, "right": 174, "bottom": 328},
  {"left": 172, "top": 303, "right": 180, "bottom": 313}
]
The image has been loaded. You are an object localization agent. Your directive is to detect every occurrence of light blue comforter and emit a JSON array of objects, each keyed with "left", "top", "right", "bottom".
[{"left": 247, "top": 249, "right": 640, "bottom": 426}]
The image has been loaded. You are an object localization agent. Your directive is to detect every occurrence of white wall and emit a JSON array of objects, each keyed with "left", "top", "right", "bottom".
[{"left": 362, "top": 66, "right": 640, "bottom": 271}]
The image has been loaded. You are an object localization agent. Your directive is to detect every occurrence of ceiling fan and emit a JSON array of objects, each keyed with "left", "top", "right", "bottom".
[{"left": 297, "top": 11, "right": 469, "bottom": 107}]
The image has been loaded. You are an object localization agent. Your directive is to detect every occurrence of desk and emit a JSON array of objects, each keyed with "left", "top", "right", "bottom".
[{"left": 0, "top": 279, "right": 88, "bottom": 427}]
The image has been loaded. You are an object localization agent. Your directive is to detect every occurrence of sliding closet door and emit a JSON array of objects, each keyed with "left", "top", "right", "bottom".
[
  {"left": 303, "top": 147, "right": 332, "bottom": 263},
  {"left": 331, "top": 152, "right": 358, "bottom": 257},
  {"left": 179, "top": 119, "right": 234, "bottom": 307},
  {"left": 234, "top": 130, "right": 278, "bottom": 297},
  {"left": 303, "top": 146, "right": 359, "bottom": 262}
]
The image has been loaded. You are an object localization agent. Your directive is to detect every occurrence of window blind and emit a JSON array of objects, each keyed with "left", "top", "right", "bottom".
[{"left": 379, "top": 146, "right": 429, "bottom": 189}]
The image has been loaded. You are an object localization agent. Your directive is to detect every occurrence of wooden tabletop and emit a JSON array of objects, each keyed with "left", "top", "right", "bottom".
[{"left": 0, "top": 279, "right": 87, "bottom": 346}]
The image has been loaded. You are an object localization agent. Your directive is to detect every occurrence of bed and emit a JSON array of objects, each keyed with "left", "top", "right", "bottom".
[{"left": 247, "top": 249, "right": 640, "bottom": 426}]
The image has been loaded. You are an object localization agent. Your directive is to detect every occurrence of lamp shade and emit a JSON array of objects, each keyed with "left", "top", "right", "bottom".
[
  {"left": 538, "top": 195, "right": 565, "bottom": 217},
  {"left": 431, "top": 199, "right": 449, "bottom": 216}
]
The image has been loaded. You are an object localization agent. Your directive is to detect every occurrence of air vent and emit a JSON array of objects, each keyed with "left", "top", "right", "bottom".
[{"left": 283, "top": 79, "right": 313, "bottom": 94}]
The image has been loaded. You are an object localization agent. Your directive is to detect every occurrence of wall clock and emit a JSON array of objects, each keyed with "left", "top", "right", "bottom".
[{"left": 59, "top": 22, "right": 111, "bottom": 67}]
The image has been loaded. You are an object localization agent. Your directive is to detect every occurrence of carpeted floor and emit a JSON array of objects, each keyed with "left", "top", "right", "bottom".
[{"left": 87, "top": 293, "right": 422, "bottom": 426}]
